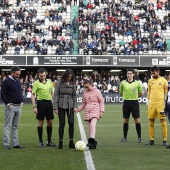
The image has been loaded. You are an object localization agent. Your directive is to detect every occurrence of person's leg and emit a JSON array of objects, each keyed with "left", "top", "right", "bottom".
[
  {"left": 134, "top": 118, "right": 142, "bottom": 142},
  {"left": 58, "top": 107, "right": 66, "bottom": 149},
  {"left": 4, "top": 105, "right": 14, "bottom": 149},
  {"left": 167, "top": 104, "right": 170, "bottom": 123},
  {"left": 132, "top": 101, "right": 142, "bottom": 142},
  {"left": 66, "top": 109, "right": 75, "bottom": 148},
  {"left": 46, "top": 119, "right": 52, "bottom": 143},
  {"left": 87, "top": 118, "right": 98, "bottom": 149},
  {"left": 160, "top": 119, "right": 168, "bottom": 144},
  {"left": 36, "top": 101, "right": 45, "bottom": 146},
  {"left": 37, "top": 120, "right": 44, "bottom": 145},
  {"left": 46, "top": 101, "right": 55, "bottom": 146},
  {"left": 12, "top": 106, "right": 22, "bottom": 147},
  {"left": 89, "top": 118, "right": 98, "bottom": 139},
  {"left": 121, "top": 101, "right": 130, "bottom": 141}
]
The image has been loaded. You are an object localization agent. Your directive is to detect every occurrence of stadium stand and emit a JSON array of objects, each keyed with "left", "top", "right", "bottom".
[
  {"left": 78, "top": 0, "right": 170, "bottom": 55},
  {"left": 0, "top": 0, "right": 73, "bottom": 55},
  {"left": 0, "top": 0, "right": 170, "bottom": 55}
]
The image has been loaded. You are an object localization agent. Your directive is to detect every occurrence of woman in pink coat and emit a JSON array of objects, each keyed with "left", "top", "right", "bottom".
[{"left": 77, "top": 79, "right": 104, "bottom": 149}]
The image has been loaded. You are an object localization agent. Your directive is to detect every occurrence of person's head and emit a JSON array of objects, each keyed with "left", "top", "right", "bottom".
[
  {"left": 126, "top": 68, "right": 135, "bottom": 81},
  {"left": 11, "top": 66, "right": 21, "bottom": 79},
  {"left": 38, "top": 68, "right": 46, "bottom": 81},
  {"left": 61, "top": 68, "right": 74, "bottom": 82},
  {"left": 83, "top": 79, "right": 93, "bottom": 91},
  {"left": 150, "top": 66, "right": 160, "bottom": 79}
]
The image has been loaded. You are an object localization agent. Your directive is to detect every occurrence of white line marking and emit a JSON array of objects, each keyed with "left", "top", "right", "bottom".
[{"left": 76, "top": 112, "right": 95, "bottom": 170}]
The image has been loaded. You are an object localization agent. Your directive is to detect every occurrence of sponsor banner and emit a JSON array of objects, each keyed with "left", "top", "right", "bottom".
[
  {"left": 140, "top": 56, "right": 170, "bottom": 67},
  {"left": 1, "top": 94, "right": 147, "bottom": 104},
  {"left": 77, "top": 94, "right": 147, "bottom": 104},
  {"left": 0, "top": 56, "right": 26, "bottom": 65},
  {"left": 84, "top": 56, "right": 112, "bottom": 65},
  {"left": 113, "top": 56, "right": 140, "bottom": 66},
  {"left": 27, "top": 56, "right": 83, "bottom": 65}
]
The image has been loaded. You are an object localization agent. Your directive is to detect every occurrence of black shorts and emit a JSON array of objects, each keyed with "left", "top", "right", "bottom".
[
  {"left": 36, "top": 100, "right": 54, "bottom": 120},
  {"left": 123, "top": 100, "right": 140, "bottom": 119}
]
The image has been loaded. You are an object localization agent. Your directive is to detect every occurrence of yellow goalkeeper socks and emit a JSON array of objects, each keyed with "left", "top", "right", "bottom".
[
  {"left": 149, "top": 121, "right": 154, "bottom": 140},
  {"left": 161, "top": 121, "right": 167, "bottom": 141}
]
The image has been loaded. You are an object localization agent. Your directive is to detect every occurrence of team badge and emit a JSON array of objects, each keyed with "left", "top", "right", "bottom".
[
  {"left": 132, "top": 88, "right": 136, "bottom": 93},
  {"left": 159, "top": 82, "right": 162, "bottom": 85}
]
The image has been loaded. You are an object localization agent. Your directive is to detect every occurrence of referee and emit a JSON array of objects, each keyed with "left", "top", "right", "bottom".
[
  {"left": 119, "top": 68, "right": 143, "bottom": 143},
  {"left": 1, "top": 66, "right": 24, "bottom": 150},
  {"left": 31, "top": 68, "right": 56, "bottom": 147}
]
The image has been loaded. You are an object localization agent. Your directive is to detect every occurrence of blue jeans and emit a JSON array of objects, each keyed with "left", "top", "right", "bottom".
[
  {"left": 4, "top": 105, "right": 22, "bottom": 147},
  {"left": 166, "top": 104, "right": 170, "bottom": 123}
]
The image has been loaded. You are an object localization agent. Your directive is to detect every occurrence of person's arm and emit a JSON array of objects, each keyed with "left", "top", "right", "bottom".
[
  {"left": 53, "top": 80, "right": 60, "bottom": 112},
  {"left": 97, "top": 90, "right": 104, "bottom": 117},
  {"left": 1, "top": 79, "right": 9, "bottom": 105},
  {"left": 72, "top": 84, "right": 77, "bottom": 109},
  {"left": 119, "top": 81, "right": 123, "bottom": 97},
  {"left": 31, "top": 93, "right": 38, "bottom": 114},
  {"left": 138, "top": 81, "right": 143, "bottom": 97},
  {"left": 77, "top": 93, "right": 86, "bottom": 112}
]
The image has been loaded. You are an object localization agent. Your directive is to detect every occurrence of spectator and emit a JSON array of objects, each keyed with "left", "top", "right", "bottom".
[{"left": 14, "top": 45, "right": 20, "bottom": 55}]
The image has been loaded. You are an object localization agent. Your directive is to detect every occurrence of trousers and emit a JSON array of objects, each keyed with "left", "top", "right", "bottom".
[
  {"left": 4, "top": 105, "right": 22, "bottom": 147},
  {"left": 58, "top": 107, "right": 74, "bottom": 140}
]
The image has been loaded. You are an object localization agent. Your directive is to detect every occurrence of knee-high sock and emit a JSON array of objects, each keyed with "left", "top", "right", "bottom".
[
  {"left": 89, "top": 118, "right": 97, "bottom": 139},
  {"left": 135, "top": 123, "right": 141, "bottom": 139},
  {"left": 149, "top": 121, "right": 154, "bottom": 140},
  {"left": 37, "top": 126, "right": 43, "bottom": 142},
  {"left": 161, "top": 121, "right": 167, "bottom": 141},
  {"left": 123, "top": 123, "right": 128, "bottom": 139},
  {"left": 47, "top": 126, "right": 52, "bottom": 143}
]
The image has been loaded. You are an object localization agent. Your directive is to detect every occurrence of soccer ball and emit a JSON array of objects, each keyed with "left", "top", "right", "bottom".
[{"left": 75, "top": 140, "right": 86, "bottom": 151}]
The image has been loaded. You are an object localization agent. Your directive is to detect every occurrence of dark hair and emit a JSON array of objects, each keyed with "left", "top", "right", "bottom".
[
  {"left": 83, "top": 79, "right": 92, "bottom": 85},
  {"left": 150, "top": 66, "right": 160, "bottom": 72},
  {"left": 127, "top": 68, "right": 135, "bottom": 74},
  {"left": 11, "top": 66, "right": 21, "bottom": 73},
  {"left": 38, "top": 68, "right": 46, "bottom": 73},
  {"left": 61, "top": 68, "right": 74, "bottom": 82}
]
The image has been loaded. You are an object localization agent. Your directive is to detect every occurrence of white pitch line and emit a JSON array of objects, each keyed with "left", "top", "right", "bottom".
[{"left": 76, "top": 112, "right": 95, "bottom": 170}]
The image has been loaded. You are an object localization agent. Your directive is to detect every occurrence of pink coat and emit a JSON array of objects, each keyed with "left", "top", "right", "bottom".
[{"left": 78, "top": 86, "right": 104, "bottom": 121}]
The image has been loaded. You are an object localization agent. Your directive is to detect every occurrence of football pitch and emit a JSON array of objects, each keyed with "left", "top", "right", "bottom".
[{"left": 0, "top": 104, "right": 170, "bottom": 170}]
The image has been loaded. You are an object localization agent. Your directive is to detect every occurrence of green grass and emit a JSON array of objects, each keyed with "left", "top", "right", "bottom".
[{"left": 0, "top": 104, "right": 170, "bottom": 170}]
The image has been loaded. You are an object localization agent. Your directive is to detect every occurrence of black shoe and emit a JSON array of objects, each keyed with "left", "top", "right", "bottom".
[
  {"left": 58, "top": 141, "right": 63, "bottom": 149},
  {"left": 69, "top": 141, "right": 75, "bottom": 149},
  {"left": 39, "top": 142, "right": 44, "bottom": 147},
  {"left": 13, "top": 145, "right": 24, "bottom": 149},
  {"left": 166, "top": 145, "right": 170, "bottom": 148},
  {"left": 120, "top": 138, "right": 127, "bottom": 142},
  {"left": 163, "top": 141, "right": 168, "bottom": 146},
  {"left": 4, "top": 146, "right": 11, "bottom": 150},
  {"left": 87, "top": 138, "right": 96, "bottom": 149},
  {"left": 46, "top": 141, "right": 56, "bottom": 147},
  {"left": 145, "top": 140, "right": 154, "bottom": 145}
]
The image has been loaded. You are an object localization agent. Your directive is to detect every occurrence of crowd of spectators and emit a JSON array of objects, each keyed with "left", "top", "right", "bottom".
[
  {"left": 0, "top": 0, "right": 170, "bottom": 55},
  {"left": 78, "top": 0, "right": 169, "bottom": 55},
  {"left": 0, "top": 69, "right": 152, "bottom": 97},
  {"left": 0, "top": 0, "right": 75, "bottom": 55}
]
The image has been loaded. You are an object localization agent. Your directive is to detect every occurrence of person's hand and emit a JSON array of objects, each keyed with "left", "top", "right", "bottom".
[
  {"left": 146, "top": 105, "right": 148, "bottom": 110},
  {"left": 54, "top": 109, "right": 58, "bottom": 114},
  {"left": 21, "top": 102, "right": 24, "bottom": 107},
  {"left": 33, "top": 107, "right": 38, "bottom": 114},
  {"left": 100, "top": 112, "right": 104, "bottom": 118},
  {"left": 74, "top": 108, "right": 78, "bottom": 112},
  {"left": 7, "top": 104, "right": 13, "bottom": 110}
]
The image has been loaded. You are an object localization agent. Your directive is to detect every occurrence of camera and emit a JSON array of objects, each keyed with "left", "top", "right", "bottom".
[{"left": 160, "top": 111, "right": 165, "bottom": 115}]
